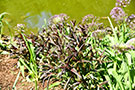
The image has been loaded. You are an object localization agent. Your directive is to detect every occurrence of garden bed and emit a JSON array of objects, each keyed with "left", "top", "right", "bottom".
[{"left": 1, "top": 0, "right": 135, "bottom": 90}]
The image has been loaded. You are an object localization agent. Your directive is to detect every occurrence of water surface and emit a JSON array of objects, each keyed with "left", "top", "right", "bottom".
[{"left": 0, "top": 0, "right": 135, "bottom": 33}]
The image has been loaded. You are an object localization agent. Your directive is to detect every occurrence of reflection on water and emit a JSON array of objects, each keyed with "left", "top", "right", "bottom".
[
  {"left": 24, "top": 11, "right": 51, "bottom": 28},
  {"left": 0, "top": 0, "right": 135, "bottom": 33}
]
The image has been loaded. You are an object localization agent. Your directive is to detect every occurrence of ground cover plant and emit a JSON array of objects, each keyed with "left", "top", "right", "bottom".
[{"left": 1, "top": 0, "right": 135, "bottom": 90}]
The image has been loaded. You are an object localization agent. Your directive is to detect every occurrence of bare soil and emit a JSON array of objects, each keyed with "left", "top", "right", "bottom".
[
  {"left": 0, "top": 55, "right": 39, "bottom": 90},
  {"left": 0, "top": 55, "right": 63, "bottom": 90}
]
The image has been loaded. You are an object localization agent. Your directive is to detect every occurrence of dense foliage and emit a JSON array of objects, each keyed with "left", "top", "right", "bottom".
[{"left": 1, "top": 0, "right": 135, "bottom": 90}]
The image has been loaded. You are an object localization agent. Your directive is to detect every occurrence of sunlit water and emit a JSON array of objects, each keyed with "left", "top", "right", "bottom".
[{"left": 0, "top": 0, "right": 135, "bottom": 34}]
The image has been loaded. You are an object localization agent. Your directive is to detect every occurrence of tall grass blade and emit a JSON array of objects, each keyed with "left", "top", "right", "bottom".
[
  {"left": 12, "top": 71, "right": 20, "bottom": 90},
  {"left": 107, "top": 17, "right": 118, "bottom": 43}
]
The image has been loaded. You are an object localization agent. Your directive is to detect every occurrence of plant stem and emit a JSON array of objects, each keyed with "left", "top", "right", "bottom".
[
  {"left": 127, "top": 66, "right": 132, "bottom": 90},
  {"left": 107, "top": 17, "right": 118, "bottom": 43},
  {"left": 35, "top": 81, "right": 38, "bottom": 90}
]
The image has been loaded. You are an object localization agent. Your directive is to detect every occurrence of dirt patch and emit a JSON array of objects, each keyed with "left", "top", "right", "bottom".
[
  {"left": 0, "top": 55, "right": 36, "bottom": 90},
  {"left": 0, "top": 55, "right": 18, "bottom": 89},
  {"left": 0, "top": 55, "right": 63, "bottom": 90}
]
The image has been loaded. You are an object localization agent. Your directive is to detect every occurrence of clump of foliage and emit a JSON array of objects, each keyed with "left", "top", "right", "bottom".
[
  {"left": 10, "top": 14, "right": 109, "bottom": 89},
  {"left": 0, "top": 12, "right": 13, "bottom": 54},
  {"left": 38, "top": 14, "right": 110, "bottom": 89}
]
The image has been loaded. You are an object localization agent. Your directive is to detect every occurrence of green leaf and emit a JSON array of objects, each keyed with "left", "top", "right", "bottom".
[
  {"left": 1, "top": 51, "right": 10, "bottom": 54},
  {"left": 0, "top": 12, "right": 8, "bottom": 19},
  {"left": 108, "top": 68, "right": 125, "bottom": 90},
  {"left": 105, "top": 75, "right": 114, "bottom": 90},
  {"left": 125, "top": 53, "right": 132, "bottom": 66},
  {"left": 12, "top": 71, "right": 20, "bottom": 90},
  {"left": 130, "top": 70, "right": 135, "bottom": 84},
  {"left": 19, "top": 58, "right": 32, "bottom": 73},
  {"left": 44, "top": 82, "right": 61, "bottom": 90},
  {"left": 18, "top": 61, "right": 25, "bottom": 77},
  {"left": 119, "top": 61, "right": 128, "bottom": 74}
]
